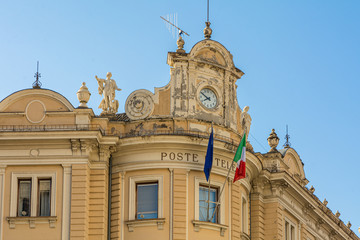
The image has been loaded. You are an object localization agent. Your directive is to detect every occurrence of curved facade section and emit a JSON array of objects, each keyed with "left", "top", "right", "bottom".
[{"left": 111, "top": 129, "right": 256, "bottom": 240}]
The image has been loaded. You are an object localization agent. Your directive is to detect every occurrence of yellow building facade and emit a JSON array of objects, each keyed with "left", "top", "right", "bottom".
[{"left": 0, "top": 34, "right": 358, "bottom": 240}]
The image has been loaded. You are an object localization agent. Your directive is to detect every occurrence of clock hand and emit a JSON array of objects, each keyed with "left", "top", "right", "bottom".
[{"left": 201, "top": 92, "right": 210, "bottom": 101}]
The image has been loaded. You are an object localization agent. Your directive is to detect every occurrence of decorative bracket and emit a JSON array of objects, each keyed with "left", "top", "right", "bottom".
[
  {"left": 98, "top": 144, "right": 117, "bottom": 162},
  {"left": 271, "top": 180, "right": 288, "bottom": 197},
  {"left": 70, "top": 139, "right": 81, "bottom": 155},
  {"left": 251, "top": 177, "right": 269, "bottom": 195},
  {"left": 80, "top": 139, "right": 98, "bottom": 156},
  {"left": 316, "top": 218, "right": 325, "bottom": 230},
  {"left": 329, "top": 230, "right": 337, "bottom": 240},
  {"left": 302, "top": 203, "right": 315, "bottom": 216},
  {"left": 6, "top": 216, "right": 57, "bottom": 229}
]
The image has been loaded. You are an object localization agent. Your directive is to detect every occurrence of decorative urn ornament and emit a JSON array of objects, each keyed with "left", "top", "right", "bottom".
[
  {"left": 77, "top": 82, "right": 91, "bottom": 108},
  {"left": 176, "top": 35, "right": 185, "bottom": 53},
  {"left": 204, "top": 21, "right": 212, "bottom": 39},
  {"left": 267, "top": 129, "right": 279, "bottom": 152}
]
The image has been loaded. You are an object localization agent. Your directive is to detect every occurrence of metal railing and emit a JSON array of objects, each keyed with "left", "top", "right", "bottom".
[
  {"left": 0, "top": 124, "right": 106, "bottom": 135},
  {"left": 0, "top": 124, "right": 241, "bottom": 147},
  {"left": 115, "top": 129, "right": 241, "bottom": 147}
]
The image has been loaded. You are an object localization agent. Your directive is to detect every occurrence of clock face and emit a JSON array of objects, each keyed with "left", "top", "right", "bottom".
[{"left": 199, "top": 88, "right": 217, "bottom": 109}]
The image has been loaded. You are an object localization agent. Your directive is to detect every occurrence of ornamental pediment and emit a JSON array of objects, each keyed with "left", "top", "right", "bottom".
[
  {"left": 281, "top": 148, "right": 306, "bottom": 180},
  {"left": 0, "top": 89, "right": 74, "bottom": 113},
  {"left": 0, "top": 89, "right": 75, "bottom": 125},
  {"left": 188, "top": 40, "right": 243, "bottom": 79},
  {"left": 193, "top": 48, "right": 227, "bottom": 67}
]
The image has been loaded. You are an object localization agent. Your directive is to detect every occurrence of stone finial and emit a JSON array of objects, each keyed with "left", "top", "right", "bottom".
[
  {"left": 309, "top": 185, "right": 315, "bottom": 193},
  {"left": 204, "top": 21, "right": 212, "bottom": 39},
  {"left": 176, "top": 34, "right": 185, "bottom": 53},
  {"left": 335, "top": 211, "right": 340, "bottom": 218},
  {"left": 347, "top": 221, "right": 352, "bottom": 228},
  {"left": 267, "top": 129, "right": 279, "bottom": 152},
  {"left": 77, "top": 82, "right": 91, "bottom": 108},
  {"left": 323, "top": 198, "right": 328, "bottom": 206}
]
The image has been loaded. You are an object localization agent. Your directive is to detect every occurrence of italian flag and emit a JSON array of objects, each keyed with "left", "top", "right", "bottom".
[{"left": 233, "top": 133, "right": 246, "bottom": 183}]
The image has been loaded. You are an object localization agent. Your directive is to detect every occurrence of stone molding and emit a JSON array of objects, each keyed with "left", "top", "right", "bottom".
[
  {"left": 125, "top": 218, "right": 165, "bottom": 232},
  {"left": 192, "top": 220, "right": 228, "bottom": 236},
  {"left": 6, "top": 216, "right": 57, "bottom": 229}
]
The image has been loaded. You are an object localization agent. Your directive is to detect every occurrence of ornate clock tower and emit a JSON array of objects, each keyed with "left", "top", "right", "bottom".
[
  {"left": 167, "top": 39, "right": 244, "bottom": 130},
  {"left": 125, "top": 33, "right": 246, "bottom": 135}
]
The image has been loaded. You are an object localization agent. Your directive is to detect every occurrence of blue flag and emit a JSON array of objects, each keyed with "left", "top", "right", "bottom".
[{"left": 204, "top": 127, "right": 214, "bottom": 181}]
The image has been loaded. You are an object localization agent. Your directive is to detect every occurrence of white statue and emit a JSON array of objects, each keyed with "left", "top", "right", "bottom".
[
  {"left": 240, "top": 106, "right": 252, "bottom": 139},
  {"left": 95, "top": 72, "right": 121, "bottom": 115}
]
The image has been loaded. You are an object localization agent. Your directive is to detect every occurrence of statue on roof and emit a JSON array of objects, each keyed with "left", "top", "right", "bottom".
[
  {"left": 95, "top": 72, "right": 121, "bottom": 115},
  {"left": 240, "top": 106, "right": 252, "bottom": 140}
]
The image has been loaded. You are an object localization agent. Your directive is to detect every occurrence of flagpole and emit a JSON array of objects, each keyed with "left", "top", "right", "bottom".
[
  {"left": 209, "top": 128, "right": 247, "bottom": 223},
  {"left": 206, "top": 122, "right": 213, "bottom": 222},
  {"left": 207, "top": 174, "right": 211, "bottom": 221},
  {"left": 209, "top": 160, "right": 233, "bottom": 222}
]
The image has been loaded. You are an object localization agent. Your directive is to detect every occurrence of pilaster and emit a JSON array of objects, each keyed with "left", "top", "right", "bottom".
[
  {"left": 70, "top": 164, "right": 90, "bottom": 240},
  {"left": 172, "top": 169, "right": 187, "bottom": 240},
  {"left": 0, "top": 165, "right": 6, "bottom": 240},
  {"left": 264, "top": 202, "right": 283, "bottom": 240},
  {"left": 62, "top": 164, "right": 72, "bottom": 240},
  {"left": 250, "top": 177, "right": 267, "bottom": 240},
  {"left": 110, "top": 172, "right": 122, "bottom": 240},
  {"left": 172, "top": 61, "right": 189, "bottom": 117},
  {"left": 88, "top": 167, "right": 109, "bottom": 239},
  {"left": 231, "top": 181, "right": 241, "bottom": 240}
]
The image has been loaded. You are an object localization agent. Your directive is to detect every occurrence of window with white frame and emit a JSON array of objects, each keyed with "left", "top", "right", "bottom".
[
  {"left": 199, "top": 185, "right": 218, "bottom": 223},
  {"left": 136, "top": 182, "right": 158, "bottom": 219},
  {"left": 285, "top": 219, "right": 296, "bottom": 240},
  {"left": 194, "top": 177, "right": 225, "bottom": 225},
  {"left": 10, "top": 173, "right": 56, "bottom": 217},
  {"left": 129, "top": 175, "right": 163, "bottom": 220}
]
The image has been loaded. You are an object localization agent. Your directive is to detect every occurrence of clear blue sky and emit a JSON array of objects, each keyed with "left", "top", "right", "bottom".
[{"left": 1, "top": 0, "right": 359, "bottom": 233}]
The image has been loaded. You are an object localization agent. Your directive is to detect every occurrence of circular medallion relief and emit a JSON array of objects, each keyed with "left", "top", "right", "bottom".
[
  {"left": 30, "top": 149, "right": 40, "bottom": 157},
  {"left": 25, "top": 100, "right": 46, "bottom": 123},
  {"left": 125, "top": 90, "right": 154, "bottom": 120}
]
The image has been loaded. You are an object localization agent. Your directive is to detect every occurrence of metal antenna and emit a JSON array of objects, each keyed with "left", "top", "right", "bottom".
[
  {"left": 160, "top": 16, "right": 190, "bottom": 37},
  {"left": 207, "top": 0, "right": 210, "bottom": 22},
  {"left": 32, "top": 61, "right": 42, "bottom": 89},
  {"left": 204, "top": 0, "right": 212, "bottom": 39},
  {"left": 284, "top": 125, "right": 291, "bottom": 148}
]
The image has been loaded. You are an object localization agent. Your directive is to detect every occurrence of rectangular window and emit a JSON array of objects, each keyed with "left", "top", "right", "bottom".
[
  {"left": 17, "top": 179, "right": 31, "bottom": 217},
  {"left": 199, "top": 185, "right": 218, "bottom": 223},
  {"left": 136, "top": 182, "right": 158, "bottom": 219},
  {"left": 285, "top": 220, "right": 296, "bottom": 240},
  {"left": 291, "top": 225, "right": 295, "bottom": 240},
  {"left": 128, "top": 175, "right": 163, "bottom": 221},
  {"left": 11, "top": 173, "right": 55, "bottom": 218},
  {"left": 38, "top": 179, "right": 51, "bottom": 216}
]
